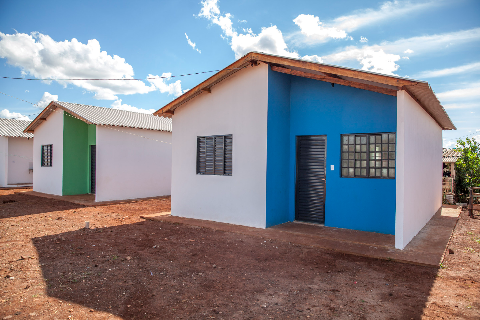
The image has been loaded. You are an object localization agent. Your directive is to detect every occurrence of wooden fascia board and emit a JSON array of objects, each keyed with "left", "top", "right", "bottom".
[
  {"left": 23, "top": 101, "right": 58, "bottom": 133},
  {"left": 252, "top": 52, "right": 418, "bottom": 88},
  {"left": 271, "top": 66, "right": 397, "bottom": 97},
  {"left": 154, "top": 54, "right": 255, "bottom": 116}
]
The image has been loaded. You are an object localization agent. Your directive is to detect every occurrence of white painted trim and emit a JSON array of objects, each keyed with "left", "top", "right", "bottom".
[{"left": 396, "top": 91, "right": 443, "bottom": 249}]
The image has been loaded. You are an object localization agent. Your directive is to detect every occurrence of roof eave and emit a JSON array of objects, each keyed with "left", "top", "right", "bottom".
[{"left": 154, "top": 51, "right": 456, "bottom": 130}]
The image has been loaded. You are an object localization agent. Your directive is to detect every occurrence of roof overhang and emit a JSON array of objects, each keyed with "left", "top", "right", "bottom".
[
  {"left": 24, "top": 101, "right": 93, "bottom": 133},
  {"left": 154, "top": 52, "right": 456, "bottom": 130}
]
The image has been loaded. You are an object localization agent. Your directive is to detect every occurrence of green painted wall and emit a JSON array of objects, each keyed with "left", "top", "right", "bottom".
[{"left": 62, "top": 113, "right": 89, "bottom": 195}]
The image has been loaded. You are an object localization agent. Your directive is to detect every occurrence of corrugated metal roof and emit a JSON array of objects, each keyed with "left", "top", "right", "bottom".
[
  {"left": 25, "top": 101, "right": 172, "bottom": 133},
  {"left": 443, "top": 148, "right": 461, "bottom": 163},
  {"left": 0, "top": 118, "right": 34, "bottom": 138}
]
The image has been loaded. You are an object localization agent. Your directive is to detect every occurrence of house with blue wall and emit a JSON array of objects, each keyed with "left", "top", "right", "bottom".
[{"left": 154, "top": 52, "right": 456, "bottom": 249}]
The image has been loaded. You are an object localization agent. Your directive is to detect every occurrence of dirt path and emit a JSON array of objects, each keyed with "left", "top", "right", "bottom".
[{"left": 1, "top": 189, "right": 479, "bottom": 319}]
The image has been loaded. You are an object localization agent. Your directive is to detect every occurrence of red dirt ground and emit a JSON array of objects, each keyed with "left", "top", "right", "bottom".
[{"left": 1, "top": 188, "right": 479, "bottom": 319}]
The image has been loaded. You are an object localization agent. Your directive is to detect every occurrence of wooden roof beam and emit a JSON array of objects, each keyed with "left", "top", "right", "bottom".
[
  {"left": 271, "top": 66, "right": 398, "bottom": 97},
  {"left": 253, "top": 52, "right": 417, "bottom": 88}
]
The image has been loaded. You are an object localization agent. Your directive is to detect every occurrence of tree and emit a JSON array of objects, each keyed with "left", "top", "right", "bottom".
[{"left": 455, "top": 137, "right": 480, "bottom": 203}]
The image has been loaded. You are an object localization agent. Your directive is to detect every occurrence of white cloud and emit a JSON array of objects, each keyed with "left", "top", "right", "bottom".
[
  {"left": 443, "top": 139, "right": 456, "bottom": 148},
  {"left": 290, "top": 1, "right": 437, "bottom": 46},
  {"left": 360, "top": 37, "right": 368, "bottom": 43},
  {"left": 25, "top": 90, "right": 29, "bottom": 92},
  {"left": 147, "top": 73, "right": 183, "bottom": 97},
  {"left": 332, "top": 1, "right": 437, "bottom": 33},
  {"left": 404, "top": 49, "right": 414, "bottom": 54},
  {"left": 198, "top": 0, "right": 220, "bottom": 19},
  {"left": 321, "top": 28, "right": 480, "bottom": 74},
  {"left": 402, "top": 56, "right": 409, "bottom": 59},
  {"left": 185, "top": 33, "right": 201, "bottom": 53},
  {"left": 0, "top": 109, "right": 30, "bottom": 121},
  {"left": 302, "top": 55, "right": 323, "bottom": 63},
  {"left": 111, "top": 99, "right": 154, "bottom": 114},
  {"left": 414, "top": 61, "right": 480, "bottom": 78},
  {"left": 0, "top": 32, "right": 183, "bottom": 100},
  {"left": 230, "top": 26, "right": 300, "bottom": 59},
  {"left": 358, "top": 49, "right": 401, "bottom": 75},
  {"left": 198, "top": 0, "right": 318, "bottom": 62},
  {"left": 293, "top": 14, "right": 348, "bottom": 42},
  {"left": 436, "top": 83, "right": 480, "bottom": 102},
  {"left": 36, "top": 92, "right": 58, "bottom": 109}
]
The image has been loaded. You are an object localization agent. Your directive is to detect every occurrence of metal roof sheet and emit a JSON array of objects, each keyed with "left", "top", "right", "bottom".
[
  {"left": 25, "top": 101, "right": 172, "bottom": 133},
  {"left": 155, "top": 52, "right": 456, "bottom": 131},
  {"left": 443, "top": 148, "right": 461, "bottom": 163},
  {"left": 0, "top": 118, "right": 34, "bottom": 138}
]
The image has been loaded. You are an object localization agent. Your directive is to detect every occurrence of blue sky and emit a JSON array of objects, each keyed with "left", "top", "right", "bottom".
[{"left": 0, "top": 0, "right": 479, "bottom": 147}]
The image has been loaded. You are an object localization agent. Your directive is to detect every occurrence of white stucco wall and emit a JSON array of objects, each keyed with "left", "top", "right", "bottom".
[
  {"left": 396, "top": 90, "right": 443, "bottom": 249},
  {"left": 95, "top": 125, "right": 172, "bottom": 202},
  {"left": 171, "top": 63, "right": 269, "bottom": 228},
  {"left": 0, "top": 136, "right": 8, "bottom": 187},
  {"left": 7, "top": 137, "right": 33, "bottom": 185},
  {"left": 33, "top": 109, "right": 64, "bottom": 195}
]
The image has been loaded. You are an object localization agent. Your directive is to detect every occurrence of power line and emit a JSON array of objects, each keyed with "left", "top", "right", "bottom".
[
  {"left": 447, "top": 131, "right": 480, "bottom": 142},
  {"left": 1, "top": 67, "right": 245, "bottom": 81},
  {"left": 0, "top": 91, "right": 42, "bottom": 108},
  {"left": 0, "top": 91, "right": 42, "bottom": 120}
]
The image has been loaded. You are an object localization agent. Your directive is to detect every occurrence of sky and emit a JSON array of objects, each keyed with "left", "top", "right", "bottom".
[{"left": 0, "top": 0, "right": 479, "bottom": 147}]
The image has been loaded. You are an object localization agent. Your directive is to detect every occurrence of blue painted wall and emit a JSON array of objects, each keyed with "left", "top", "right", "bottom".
[
  {"left": 267, "top": 68, "right": 397, "bottom": 234},
  {"left": 266, "top": 69, "right": 291, "bottom": 227}
]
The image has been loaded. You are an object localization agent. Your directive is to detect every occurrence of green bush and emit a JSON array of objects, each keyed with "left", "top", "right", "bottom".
[{"left": 455, "top": 137, "right": 480, "bottom": 203}]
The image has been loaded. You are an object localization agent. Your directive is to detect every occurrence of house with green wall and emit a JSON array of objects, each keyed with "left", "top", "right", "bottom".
[{"left": 25, "top": 101, "right": 172, "bottom": 202}]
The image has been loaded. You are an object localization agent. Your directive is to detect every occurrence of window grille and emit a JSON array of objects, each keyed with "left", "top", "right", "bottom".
[
  {"left": 341, "top": 133, "right": 395, "bottom": 179},
  {"left": 41, "top": 144, "right": 52, "bottom": 167},
  {"left": 197, "top": 135, "right": 232, "bottom": 176}
]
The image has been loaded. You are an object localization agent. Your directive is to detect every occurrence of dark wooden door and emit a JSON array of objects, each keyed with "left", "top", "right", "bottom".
[
  {"left": 90, "top": 145, "right": 96, "bottom": 194},
  {"left": 295, "top": 135, "right": 327, "bottom": 223}
]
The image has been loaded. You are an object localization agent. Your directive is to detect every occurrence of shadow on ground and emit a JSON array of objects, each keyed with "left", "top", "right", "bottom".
[
  {"left": 0, "top": 192, "right": 84, "bottom": 219},
  {"left": 32, "top": 219, "right": 441, "bottom": 319}
]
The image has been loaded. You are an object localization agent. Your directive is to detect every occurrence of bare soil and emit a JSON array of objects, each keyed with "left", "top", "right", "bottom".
[{"left": 1, "top": 188, "right": 479, "bottom": 319}]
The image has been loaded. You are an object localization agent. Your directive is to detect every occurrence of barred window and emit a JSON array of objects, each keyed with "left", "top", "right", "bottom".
[
  {"left": 41, "top": 144, "right": 52, "bottom": 167},
  {"left": 341, "top": 133, "right": 395, "bottom": 179},
  {"left": 196, "top": 135, "right": 232, "bottom": 176}
]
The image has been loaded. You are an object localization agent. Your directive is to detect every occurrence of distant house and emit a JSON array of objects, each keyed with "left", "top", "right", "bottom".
[
  {"left": 442, "top": 148, "right": 461, "bottom": 179},
  {"left": 442, "top": 148, "right": 461, "bottom": 198},
  {"left": 0, "top": 118, "right": 34, "bottom": 187},
  {"left": 25, "top": 101, "right": 172, "bottom": 202},
  {"left": 154, "top": 52, "right": 456, "bottom": 250}
]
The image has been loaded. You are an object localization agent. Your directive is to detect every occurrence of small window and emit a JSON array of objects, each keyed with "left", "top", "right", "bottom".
[
  {"left": 341, "top": 133, "right": 395, "bottom": 179},
  {"left": 197, "top": 135, "right": 232, "bottom": 176},
  {"left": 41, "top": 144, "right": 53, "bottom": 167}
]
